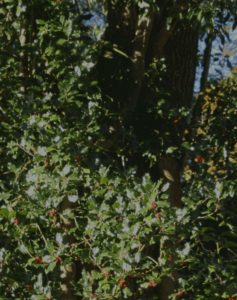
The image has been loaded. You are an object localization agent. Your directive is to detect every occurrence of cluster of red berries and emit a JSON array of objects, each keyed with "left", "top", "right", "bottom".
[
  {"left": 148, "top": 281, "right": 157, "bottom": 288},
  {"left": 34, "top": 256, "right": 62, "bottom": 264},
  {"left": 151, "top": 201, "right": 158, "bottom": 210},
  {"left": 195, "top": 155, "right": 205, "bottom": 163},
  {"left": 12, "top": 218, "right": 19, "bottom": 225},
  {"left": 118, "top": 278, "right": 127, "bottom": 289},
  {"left": 176, "top": 289, "right": 185, "bottom": 297},
  {"left": 48, "top": 209, "right": 58, "bottom": 217}
]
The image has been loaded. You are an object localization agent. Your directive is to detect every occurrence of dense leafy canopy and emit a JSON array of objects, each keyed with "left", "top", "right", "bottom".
[{"left": 0, "top": 0, "right": 236, "bottom": 299}]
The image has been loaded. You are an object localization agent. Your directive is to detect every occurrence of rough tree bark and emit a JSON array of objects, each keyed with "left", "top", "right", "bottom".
[
  {"left": 158, "top": 22, "right": 199, "bottom": 299},
  {"left": 200, "top": 33, "right": 213, "bottom": 91}
]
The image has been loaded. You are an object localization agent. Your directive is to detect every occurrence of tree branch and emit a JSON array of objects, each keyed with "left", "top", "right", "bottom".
[{"left": 200, "top": 33, "right": 214, "bottom": 91}]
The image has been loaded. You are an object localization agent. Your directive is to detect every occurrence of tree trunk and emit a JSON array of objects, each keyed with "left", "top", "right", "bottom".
[
  {"left": 157, "top": 22, "right": 199, "bottom": 300},
  {"left": 200, "top": 33, "right": 213, "bottom": 91},
  {"left": 97, "top": 3, "right": 199, "bottom": 299},
  {"left": 97, "top": 0, "right": 138, "bottom": 111}
]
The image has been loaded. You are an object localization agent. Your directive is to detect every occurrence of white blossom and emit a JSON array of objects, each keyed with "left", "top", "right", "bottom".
[
  {"left": 20, "top": 138, "right": 26, "bottom": 147},
  {"left": 82, "top": 61, "right": 94, "bottom": 71},
  {"left": 60, "top": 165, "right": 71, "bottom": 176},
  {"left": 26, "top": 186, "right": 36, "bottom": 198},
  {"left": 122, "top": 262, "right": 132, "bottom": 271},
  {"left": 68, "top": 194, "right": 78, "bottom": 203},
  {"left": 92, "top": 247, "right": 99, "bottom": 257},
  {"left": 138, "top": 1, "right": 150, "bottom": 9},
  {"left": 56, "top": 233, "right": 63, "bottom": 246},
  {"left": 74, "top": 66, "right": 81, "bottom": 76},
  {"left": 178, "top": 243, "right": 191, "bottom": 258},
  {"left": 43, "top": 255, "right": 51, "bottom": 263},
  {"left": 54, "top": 135, "right": 60, "bottom": 142},
  {"left": 28, "top": 115, "right": 37, "bottom": 125},
  {"left": 215, "top": 182, "right": 223, "bottom": 199},
  {"left": 38, "top": 120, "right": 46, "bottom": 128},
  {"left": 0, "top": 248, "right": 5, "bottom": 261},
  {"left": 26, "top": 170, "right": 37, "bottom": 183},
  {"left": 122, "top": 221, "right": 130, "bottom": 233},
  {"left": 134, "top": 252, "right": 141, "bottom": 263},
  {"left": 135, "top": 202, "right": 141, "bottom": 213},
  {"left": 37, "top": 146, "right": 47, "bottom": 157},
  {"left": 176, "top": 208, "right": 187, "bottom": 222},
  {"left": 133, "top": 223, "right": 140, "bottom": 235}
]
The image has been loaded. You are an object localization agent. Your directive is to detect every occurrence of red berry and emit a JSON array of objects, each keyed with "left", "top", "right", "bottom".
[
  {"left": 13, "top": 218, "right": 19, "bottom": 225},
  {"left": 118, "top": 278, "right": 127, "bottom": 288},
  {"left": 102, "top": 271, "right": 109, "bottom": 278},
  {"left": 176, "top": 289, "right": 185, "bottom": 297},
  {"left": 195, "top": 155, "right": 205, "bottom": 163},
  {"left": 148, "top": 281, "right": 157, "bottom": 288},
  {"left": 44, "top": 159, "right": 50, "bottom": 168},
  {"left": 175, "top": 239, "right": 182, "bottom": 246},
  {"left": 55, "top": 256, "right": 62, "bottom": 264},
  {"left": 151, "top": 201, "right": 158, "bottom": 210},
  {"left": 181, "top": 260, "right": 188, "bottom": 267},
  {"left": 25, "top": 284, "right": 33, "bottom": 291},
  {"left": 75, "top": 155, "right": 81, "bottom": 164},
  {"left": 35, "top": 256, "right": 43, "bottom": 264},
  {"left": 48, "top": 209, "right": 57, "bottom": 217},
  {"left": 168, "top": 255, "right": 175, "bottom": 263},
  {"left": 173, "top": 118, "right": 180, "bottom": 125}
]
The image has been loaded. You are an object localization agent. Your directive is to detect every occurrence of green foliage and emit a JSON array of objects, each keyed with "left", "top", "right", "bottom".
[
  {"left": 0, "top": 1, "right": 236, "bottom": 299},
  {"left": 179, "top": 79, "right": 237, "bottom": 299}
]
